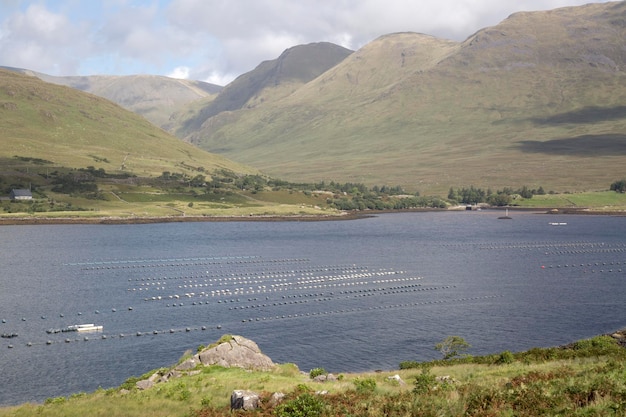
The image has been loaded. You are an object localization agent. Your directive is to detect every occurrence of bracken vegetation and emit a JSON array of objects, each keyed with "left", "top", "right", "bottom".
[{"left": 2, "top": 334, "right": 625, "bottom": 417}]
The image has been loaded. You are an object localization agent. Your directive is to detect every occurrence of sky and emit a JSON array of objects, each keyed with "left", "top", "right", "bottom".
[{"left": 0, "top": 0, "right": 615, "bottom": 86}]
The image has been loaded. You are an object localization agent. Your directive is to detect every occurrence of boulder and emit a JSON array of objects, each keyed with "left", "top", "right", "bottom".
[
  {"left": 136, "top": 379, "right": 154, "bottom": 390},
  {"left": 198, "top": 335, "right": 275, "bottom": 371},
  {"left": 313, "top": 373, "right": 337, "bottom": 383},
  {"left": 175, "top": 357, "right": 199, "bottom": 371},
  {"left": 230, "top": 390, "right": 260, "bottom": 411},
  {"left": 268, "top": 392, "right": 285, "bottom": 408},
  {"left": 387, "top": 374, "right": 406, "bottom": 385}
]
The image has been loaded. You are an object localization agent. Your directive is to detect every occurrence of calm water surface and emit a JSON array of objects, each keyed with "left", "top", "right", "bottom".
[{"left": 1, "top": 211, "right": 625, "bottom": 405}]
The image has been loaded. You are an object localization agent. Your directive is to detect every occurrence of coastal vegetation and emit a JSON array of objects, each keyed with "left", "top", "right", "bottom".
[
  {"left": 3, "top": 157, "right": 626, "bottom": 221},
  {"left": 1, "top": 333, "right": 624, "bottom": 416}
]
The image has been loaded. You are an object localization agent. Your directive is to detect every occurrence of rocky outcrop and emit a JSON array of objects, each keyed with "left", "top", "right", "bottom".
[
  {"left": 197, "top": 335, "right": 275, "bottom": 371},
  {"left": 230, "top": 390, "right": 261, "bottom": 411},
  {"left": 134, "top": 335, "right": 275, "bottom": 390}
]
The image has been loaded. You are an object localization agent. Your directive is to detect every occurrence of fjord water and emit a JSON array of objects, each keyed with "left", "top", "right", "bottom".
[{"left": 1, "top": 211, "right": 625, "bottom": 405}]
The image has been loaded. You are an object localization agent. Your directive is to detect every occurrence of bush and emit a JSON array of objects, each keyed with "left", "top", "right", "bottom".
[
  {"left": 353, "top": 377, "right": 377, "bottom": 393},
  {"left": 275, "top": 392, "right": 325, "bottom": 417},
  {"left": 572, "top": 335, "right": 620, "bottom": 356},
  {"left": 435, "top": 336, "right": 471, "bottom": 360},
  {"left": 309, "top": 367, "right": 326, "bottom": 379},
  {"left": 413, "top": 368, "right": 437, "bottom": 395},
  {"left": 495, "top": 350, "right": 515, "bottom": 364}
]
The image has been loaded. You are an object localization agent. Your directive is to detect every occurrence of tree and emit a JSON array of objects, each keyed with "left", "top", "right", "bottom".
[
  {"left": 487, "top": 193, "right": 512, "bottom": 207},
  {"left": 610, "top": 179, "right": 626, "bottom": 193},
  {"left": 435, "top": 336, "right": 471, "bottom": 360}
]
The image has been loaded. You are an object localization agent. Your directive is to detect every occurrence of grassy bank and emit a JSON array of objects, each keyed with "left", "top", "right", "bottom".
[{"left": 2, "top": 333, "right": 625, "bottom": 417}]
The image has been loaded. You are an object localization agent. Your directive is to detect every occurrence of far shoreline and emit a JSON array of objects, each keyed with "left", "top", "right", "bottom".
[{"left": 0, "top": 206, "right": 624, "bottom": 226}]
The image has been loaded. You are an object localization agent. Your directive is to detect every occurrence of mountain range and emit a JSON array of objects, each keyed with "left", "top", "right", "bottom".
[
  {"left": 4, "top": 1, "right": 626, "bottom": 195},
  {"left": 0, "top": 68, "right": 253, "bottom": 180}
]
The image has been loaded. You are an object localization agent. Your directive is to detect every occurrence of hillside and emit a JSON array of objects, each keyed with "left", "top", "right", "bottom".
[
  {"left": 2, "top": 67, "right": 222, "bottom": 129},
  {"left": 1, "top": 332, "right": 625, "bottom": 416},
  {"left": 0, "top": 69, "right": 317, "bottom": 219},
  {"left": 180, "top": 2, "right": 626, "bottom": 195},
  {"left": 175, "top": 42, "right": 353, "bottom": 138},
  {"left": 0, "top": 69, "right": 248, "bottom": 177}
]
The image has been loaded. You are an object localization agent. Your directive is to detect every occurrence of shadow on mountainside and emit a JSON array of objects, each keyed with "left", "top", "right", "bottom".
[
  {"left": 529, "top": 105, "right": 626, "bottom": 125},
  {"left": 516, "top": 134, "right": 626, "bottom": 156}
]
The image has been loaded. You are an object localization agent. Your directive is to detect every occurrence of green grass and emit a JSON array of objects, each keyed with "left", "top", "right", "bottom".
[
  {"left": 514, "top": 191, "right": 626, "bottom": 211},
  {"left": 2, "top": 335, "right": 625, "bottom": 417},
  {"left": 0, "top": 69, "right": 255, "bottom": 180}
]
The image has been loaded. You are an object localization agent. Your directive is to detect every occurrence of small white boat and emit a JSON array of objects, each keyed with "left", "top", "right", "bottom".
[
  {"left": 548, "top": 222, "right": 567, "bottom": 226},
  {"left": 67, "top": 324, "right": 103, "bottom": 332}
]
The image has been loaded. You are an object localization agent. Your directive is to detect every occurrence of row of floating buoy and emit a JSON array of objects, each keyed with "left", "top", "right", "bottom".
[
  {"left": 123, "top": 267, "right": 376, "bottom": 288},
  {"left": 125, "top": 265, "right": 372, "bottom": 283},
  {"left": 138, "top": 276, "right": 426, "bottom": 302},
  {"left": 130, "top": 264, "right": 370, "bottom": 280},
  {"left": 542, "top": 262, "right": 624, "bottom": 273},
  {"left": 544, "top": 248, "right": 626, "bottom": 255},
  {"left": 79, "top": 257, "right": 308, "bottom": 271},
  {"left": 5, "top": 324, "right": 224, "bottom": 349},
  {"left": 67, "top": 255, "right": 261, "bottom": 266},
  {"left": 153, "top": 284, "right": 453, "bottom": 310},
  {"left": 482, "top": 246, "right": 626, "bottom": 253},
  {"left": 235, "top": 295, "right": 504, "bottom": 323},
  {"left": 1, "top": 307, "right": 132, "bottom": 326}
]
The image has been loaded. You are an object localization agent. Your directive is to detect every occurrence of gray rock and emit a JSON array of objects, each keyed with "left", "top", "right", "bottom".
[
  {"left": 230, "top": 390, "right": 260, "bottom": 411},
  {"left": 313, "top": 373, "right": 337, "bottom": 382},
  {"left": 387, "top": 374, "right": 406, "bottom": 385},
  {"left": 175, "top": 356, "right": 199, "bottom": 371},
  {"left": 199, "top": 335, "right": 275, "bottom": 371},
  {"left": 136, "top": 379, "right": 154, "bottom": 390},
  {"left": 268, "top": 392, "right": 285, "bottom": 407}
]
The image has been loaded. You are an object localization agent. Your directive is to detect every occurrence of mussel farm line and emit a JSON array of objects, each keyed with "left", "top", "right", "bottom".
[{"left": 6, "top": 238, "right": 625, "bottom": 351}]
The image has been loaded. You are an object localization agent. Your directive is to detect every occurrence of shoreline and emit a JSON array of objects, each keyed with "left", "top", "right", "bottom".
[
  {"left": 0, "top": 207, "right": 624, "bottom": 226},
  {"left": 0, "top": 212, "right": 370, "bottom": 226}
]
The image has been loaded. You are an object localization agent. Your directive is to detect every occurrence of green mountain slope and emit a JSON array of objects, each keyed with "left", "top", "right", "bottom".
[
  {"left": 2, "top": 67, "right": 222, "bottom": 129},
  {"left": 0, "top": 69, "right": 252, "bottom": 177},
  {"left": 183, "top": 2, "right": 626, "bottom": 194},
  {"left": 177, "top": 42, "right": 353, "bottom": 138}
]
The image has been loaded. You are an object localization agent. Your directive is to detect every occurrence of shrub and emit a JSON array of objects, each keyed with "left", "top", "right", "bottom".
[
  {"left": 495, "top": 350, "right": 515, "bottom": 364},
  {"left": 275, "top": 392, "right": 325, "bottom": 417},
  {"left": 435, "top": 336, "right": 471, "bottom": 360},
  {"left": 413, "top": 368, "right": 437, "bottom": 395},
  {"left": 572, "top": 335, "right": 620, "bottom": 356},
  {"left": 353, "top": 377, "right": 377, "bottom": 393},
  {"left": 44, "top": 396, "right": 66, "bottom": 405},
  {"left": 309, "top": 367, "right": 327, "bottom": 379}
]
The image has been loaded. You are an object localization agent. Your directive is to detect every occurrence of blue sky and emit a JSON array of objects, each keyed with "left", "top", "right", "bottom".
[{"left": 0, "top": 0, "right": 614, "bottom": 85}]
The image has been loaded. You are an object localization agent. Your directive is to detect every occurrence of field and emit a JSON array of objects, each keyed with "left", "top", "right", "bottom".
[{"left": 514, "top": 191, "right": 626, "bottom": 212}]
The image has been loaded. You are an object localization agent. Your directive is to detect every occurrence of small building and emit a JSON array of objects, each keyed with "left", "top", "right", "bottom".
[{"left": 10, "top": 189, "right": 33, "bottom": 200}]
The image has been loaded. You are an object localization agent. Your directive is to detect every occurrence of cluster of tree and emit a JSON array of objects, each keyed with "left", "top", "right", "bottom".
[
  {"left": 328, "top": 195, "right": 446, "bottom": 210},
  {"left": 610, "top": 178, "right": 626, "bottom": 193},
  {"left": 50, "top": 171, "right": 103, "bottom": 199},
  {"left": 447, "top": 185, "right": 546, "bottom": 206}
]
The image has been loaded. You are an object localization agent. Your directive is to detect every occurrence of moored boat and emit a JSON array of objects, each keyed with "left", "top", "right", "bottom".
[{"left": 69, "top": 324, "right": 103, "bottom": 332}]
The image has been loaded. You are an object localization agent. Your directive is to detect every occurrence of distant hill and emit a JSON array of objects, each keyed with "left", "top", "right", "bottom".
[
  {"left": 1, "top": 67, "right": 222, "bottom": 129},
  {"left": 174, "top": 42, "right": 353, "bottom": 138},
  {"left": 0, "top": 69, "right": 253, "bottom": 178},
  {"left": 178, "top": 1, "right": 626, "bottom": 194}
]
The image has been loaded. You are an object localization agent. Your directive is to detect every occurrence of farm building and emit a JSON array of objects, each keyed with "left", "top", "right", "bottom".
[{"left": 9, "top": 189, "right": 33, "bottom": 200}]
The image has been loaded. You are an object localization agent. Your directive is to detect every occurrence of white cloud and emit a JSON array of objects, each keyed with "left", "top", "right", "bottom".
[
  {"left": 168, "top": 66, "right": 190, "bottom": 79},
  {"left": 0, "top": 0, "right": 615, "bottom": 84}
]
